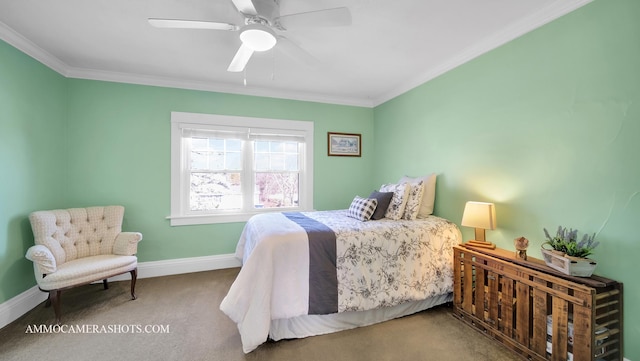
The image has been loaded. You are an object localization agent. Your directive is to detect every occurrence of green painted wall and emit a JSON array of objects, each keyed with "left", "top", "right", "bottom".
[
  {"left": 64, "top": 79, "right": 374, "bottom": 262},
  {"left": 0, "top": 40, "right": 68, "bottom": 303},
  {"left": 374, "top": 0, "right": 639, "bottom": 359}
]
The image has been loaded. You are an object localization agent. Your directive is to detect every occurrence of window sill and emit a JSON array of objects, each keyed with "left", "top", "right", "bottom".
[{"left": 166, "top": 208, "right": 308, "bottom": 226}]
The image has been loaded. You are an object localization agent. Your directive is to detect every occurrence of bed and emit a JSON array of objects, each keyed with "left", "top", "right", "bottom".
[{"left": 219, "top": 204, "right": 462, "bottom": 353}]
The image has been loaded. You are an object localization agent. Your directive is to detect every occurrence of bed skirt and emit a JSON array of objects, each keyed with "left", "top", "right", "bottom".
[{"left": 269, "top": 292, "right": 452, "bottom": 341}]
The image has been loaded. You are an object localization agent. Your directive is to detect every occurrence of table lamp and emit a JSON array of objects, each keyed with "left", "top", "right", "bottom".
[{"left": 461, "top": 201, "right": 496, "bottom": 249}]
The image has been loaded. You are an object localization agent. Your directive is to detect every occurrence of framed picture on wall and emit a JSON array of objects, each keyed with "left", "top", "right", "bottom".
[{"left": 328, "top": 132, "right": 361, "bottom": 157}]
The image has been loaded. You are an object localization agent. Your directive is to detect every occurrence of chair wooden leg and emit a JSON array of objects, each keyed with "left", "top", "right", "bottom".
[
  {"left": 45, "top": 293, "right": 52, "bottom": 308},
  {"left": 103, "top": 279, "right": 109, "bottom": 290},
  {"left": 49, "top": 290, "right": 62, "bottom": 325},
  {"left": 130, "top": 268, "right": 138, "bottom": 300}
]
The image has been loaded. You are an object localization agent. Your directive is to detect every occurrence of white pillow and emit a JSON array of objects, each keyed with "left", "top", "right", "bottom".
[
  {"left": 399, "top": 173, "right": 436, "bottom": 218},
  {"left": 379, "top": 183, "right": 410, "bottom": 220},
  {"left": 347, "top": 196, "right": 378, "bottom": 222},
  {"left": 401, "top": 180, "right": 425, "bottom": 220}
]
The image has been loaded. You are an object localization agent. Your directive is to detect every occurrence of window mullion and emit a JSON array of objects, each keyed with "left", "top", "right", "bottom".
[
  {"left": 182, "top": 134, "right": 193, "bottom": 215},
  {"left": 242, "top": 139, "right": 254, "bottom": 211},
  {"left": 298, "top": 142, "right": 305, "bottom": 209}
]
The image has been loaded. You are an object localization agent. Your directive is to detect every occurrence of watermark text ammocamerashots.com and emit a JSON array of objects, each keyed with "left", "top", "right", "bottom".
[{"left": 25, "top": 324, "right": 170, "bottom": 334}]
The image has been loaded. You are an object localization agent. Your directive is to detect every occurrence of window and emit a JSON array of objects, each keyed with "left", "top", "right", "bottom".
[{"left": 169, "top": 112, "right": 313, "bottom": 225}]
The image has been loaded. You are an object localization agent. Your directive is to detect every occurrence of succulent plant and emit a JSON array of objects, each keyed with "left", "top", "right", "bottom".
[{"left": 543, "top": 226, "right": 599, "bottom": 258}]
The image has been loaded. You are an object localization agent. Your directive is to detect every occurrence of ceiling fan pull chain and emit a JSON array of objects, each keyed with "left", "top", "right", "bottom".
[
  {"left": 271, "top": 52, "right": 275, "bottom": 81},
  {"left": 243, "top": 68, "right": 247, "bottom": 86}
]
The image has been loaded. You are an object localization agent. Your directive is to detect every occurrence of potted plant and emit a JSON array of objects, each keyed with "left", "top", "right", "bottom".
[{"left": 541, "top": 226, "right": 599, "bottom": 277}]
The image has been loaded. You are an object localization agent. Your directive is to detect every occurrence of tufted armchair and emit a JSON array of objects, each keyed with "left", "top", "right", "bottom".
[{"left": 25, "top": 206, "right": 142, "bottom": 324}]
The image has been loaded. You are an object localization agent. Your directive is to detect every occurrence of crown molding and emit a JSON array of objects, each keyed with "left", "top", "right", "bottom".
[
  {"left": 65, "top": 67, "right": 374, "bottom": 108},
  {"left": 0, "top": 20, "right": 69, "bottom": 75},
  {"left": 371, "top": 0, "right": 594, "bottom": 107}
]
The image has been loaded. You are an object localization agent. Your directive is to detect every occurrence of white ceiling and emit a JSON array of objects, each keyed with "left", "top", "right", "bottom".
[{"left": 0, "top": 0, "right": 590, "bottom": 107}]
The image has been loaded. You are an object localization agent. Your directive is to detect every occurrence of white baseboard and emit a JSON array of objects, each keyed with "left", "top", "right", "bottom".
[
  {"left": 0, "top": 285, "right": 49, "bottom": 329},
  {"left": 0, "top": 253, "right": 240, "bottom": 329},
  {"left": 106, "top": 253, "right": 241, "bottom": 282}
]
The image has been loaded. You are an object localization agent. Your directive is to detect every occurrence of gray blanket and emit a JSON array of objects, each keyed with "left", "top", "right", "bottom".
[{"left": 284, "top": 212, "right": 338, "bottom": 314}]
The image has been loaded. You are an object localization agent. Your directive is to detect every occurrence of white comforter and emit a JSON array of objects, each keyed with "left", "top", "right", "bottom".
[{"left": 219, "top": 210, "right": 461, "bottom": 353}]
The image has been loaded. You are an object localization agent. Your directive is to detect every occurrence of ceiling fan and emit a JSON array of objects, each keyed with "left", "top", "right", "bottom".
[{"left": 148, "top": 0, "right": 351, "bottom": 72}]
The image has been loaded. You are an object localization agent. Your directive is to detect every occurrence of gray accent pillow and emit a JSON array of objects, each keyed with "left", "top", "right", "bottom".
[{"left": 368, "top": 190, "right": 394, "bottom": 220}]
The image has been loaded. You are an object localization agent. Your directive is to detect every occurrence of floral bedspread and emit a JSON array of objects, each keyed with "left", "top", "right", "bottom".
[{"left": 305, "top": 210, "right": 461, "bottom": 312}]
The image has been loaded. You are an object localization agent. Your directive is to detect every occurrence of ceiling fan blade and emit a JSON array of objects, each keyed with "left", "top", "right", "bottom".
[
  {"left": 276, "top": 7, "right": 351, "bottom": 29},
  {"left": 227, "top": 43, "right": 255, "bottom": 72},
  {"left": 276, "top": 36, "right": 320, "bottom": 69},
  {"left": 231, "top": 0, "right": 257, "bottom": 16},
  {"left": 148, "top": 18, "right": 238, "bottom": 31}
]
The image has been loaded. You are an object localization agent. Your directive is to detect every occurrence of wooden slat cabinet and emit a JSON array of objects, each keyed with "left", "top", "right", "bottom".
[{"left": 453, "top": 245, "right": 623, "bottom": 361}]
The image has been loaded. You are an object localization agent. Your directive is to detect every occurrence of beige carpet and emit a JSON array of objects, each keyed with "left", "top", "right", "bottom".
[{"left": 0, "top": 268, "right": 519, "bottom": 360}]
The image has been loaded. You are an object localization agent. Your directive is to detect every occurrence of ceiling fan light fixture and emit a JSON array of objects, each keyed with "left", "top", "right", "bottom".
[{"left": 240, "top": 24, "right": 277, "bottom": 51}]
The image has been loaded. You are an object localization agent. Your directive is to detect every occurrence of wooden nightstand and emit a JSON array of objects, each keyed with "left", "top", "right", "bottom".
[{"left": 452, "top": 245, "right": 623, "bottom": 361}]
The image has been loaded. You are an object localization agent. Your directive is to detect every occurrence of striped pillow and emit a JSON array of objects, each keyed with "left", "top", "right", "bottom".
[{"left": 347, "top": 196, "right": 378, "bottom": 221}]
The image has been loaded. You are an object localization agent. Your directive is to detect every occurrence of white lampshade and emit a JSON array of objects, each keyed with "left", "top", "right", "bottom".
[
  {"left": 240, "top": 24, "right": 277, "bottom": 52},
  {"left": 461, "top": 201, "right": 496, "bottom": 230}
]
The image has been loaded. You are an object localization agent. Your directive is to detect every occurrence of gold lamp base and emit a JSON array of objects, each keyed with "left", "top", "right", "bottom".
[{"left": 464, "top": 240, "right": 496, "bottom": 249}]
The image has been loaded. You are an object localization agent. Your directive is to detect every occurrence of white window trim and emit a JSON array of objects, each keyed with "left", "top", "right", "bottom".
[{"left": 168, "top": 112, "right": 314, "bottom": 226}]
